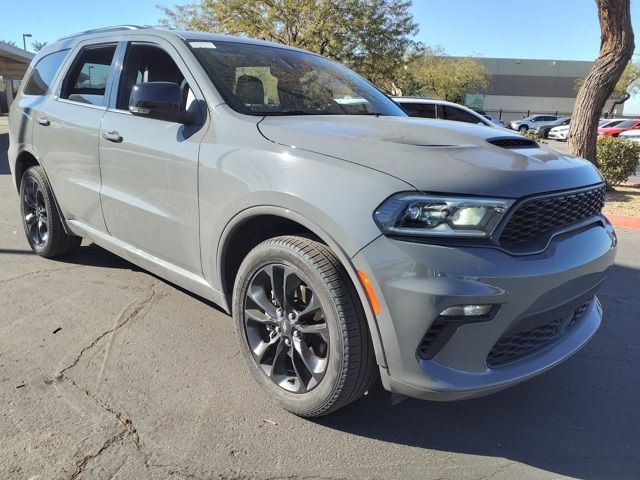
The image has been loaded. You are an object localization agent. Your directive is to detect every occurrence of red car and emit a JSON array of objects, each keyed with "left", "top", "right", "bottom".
[{"left": 598, "top": 119, "right": 640, "bottom": 137}]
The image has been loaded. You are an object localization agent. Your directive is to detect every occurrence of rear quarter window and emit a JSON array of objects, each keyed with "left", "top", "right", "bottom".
[
  {"left": 400, "top": 102, "right": 436, "bottom": 118},
  {"left": 441, "top": 105, "right": 483, "bottom": 124},
  {"left": 23, "top": 49, "right": 70, "bottom": 96}
]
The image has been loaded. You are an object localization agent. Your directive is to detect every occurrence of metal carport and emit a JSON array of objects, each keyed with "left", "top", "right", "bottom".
[{"left": 0, "top": 42, "right": 34, "bottom": 113}]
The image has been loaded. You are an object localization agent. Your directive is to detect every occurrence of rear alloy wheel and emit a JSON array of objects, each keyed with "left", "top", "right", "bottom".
[
  {"left": 233, "top": 236, "right": 377, "bottom": 417},
  {"left": 20, "top": 166, "right": 81, "bottom": 258}
]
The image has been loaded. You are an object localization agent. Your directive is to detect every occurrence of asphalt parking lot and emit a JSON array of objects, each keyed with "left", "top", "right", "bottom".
[{"left": 1, "top": 121, "right": 640, "bottom": 479}]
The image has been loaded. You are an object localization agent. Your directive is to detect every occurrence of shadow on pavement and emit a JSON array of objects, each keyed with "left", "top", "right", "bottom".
[
  {"left": 57, "top": 243, "right": 227, "bottom": 313},
  {"left": 0, "top": 133, "right": 9, "bottom": 175},
  {"left": 316, "top": 262, "right": 640, "bottom": 480}
]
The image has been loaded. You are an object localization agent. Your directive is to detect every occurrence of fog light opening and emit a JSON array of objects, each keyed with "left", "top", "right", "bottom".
[{"left": 440, "top": 304, "right": 493, "bottom": 317}]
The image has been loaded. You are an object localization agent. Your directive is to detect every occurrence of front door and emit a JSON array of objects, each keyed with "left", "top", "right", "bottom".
[{"left": 98, "top": 40, "right": 207, "bottom": 274}]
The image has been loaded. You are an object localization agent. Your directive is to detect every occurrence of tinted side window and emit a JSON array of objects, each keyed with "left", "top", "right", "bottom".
[
  {"left": 401, "top": 102, "right": 436, "bottom": 118},
  {"left": 116, "top": 43, "right": 190, "bottom": 111},
  {"left": 441, "top": 105, "right": 482, "bottom": 124},
  {"left": 61, "top": 44, "right": 117, "bottom": 106},
  {"left": 23, "top": 50, "right": 70, "bottom": 96}
]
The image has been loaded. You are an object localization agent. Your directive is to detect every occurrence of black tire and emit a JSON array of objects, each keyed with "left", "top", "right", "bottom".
[
  {"left": 19, "top": 166, "right": 82, "bottom": 258},
  {"left": 518, "top": 125, "right": 528, "bottom": 133},
  {"left": 232, "top": 235, "right": 377, "bottom": 417}
]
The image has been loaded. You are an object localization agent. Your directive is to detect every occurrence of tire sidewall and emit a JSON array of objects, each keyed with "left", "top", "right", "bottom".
[
  {"left": 233, "top": 242, "right": 347, "bottom": 415},
  {"left": 19, "top": 168, "right": 53, "bottom": 255}
]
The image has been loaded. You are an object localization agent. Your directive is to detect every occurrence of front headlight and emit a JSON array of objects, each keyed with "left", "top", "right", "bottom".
[{"left": 373, "top": 193, "right": 514, "bottom": 238}]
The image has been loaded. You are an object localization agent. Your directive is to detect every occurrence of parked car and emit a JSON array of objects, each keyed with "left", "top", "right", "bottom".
[
  {"left": 618, "top": 129, "right": 640, "bottom": 141},
  {"left": 509, "top": 115, "right": 559, "bottom": 132},
  {"left": 598, "top": 119, "right": 640, "bottom": 137},
  {"left": 599, "top": 118, "right": 626, "bottom": 128},
  {"left": 8, "top": 26, "right": 616, "bottom": 416},
  {"left": 393, "top": 97, "right": 497, "bottom": 127},
  {"left": 535, "top": 117, "right": 570, "bottom": 139},
  {"left": 548, "top": 125, "right": 570, "bottom": 141},
  {"left": 483, "top": 114, "right": 506, "bottom": 127},
  {"left": 549, "top": 118, "right": 628, "bottom": 141}
]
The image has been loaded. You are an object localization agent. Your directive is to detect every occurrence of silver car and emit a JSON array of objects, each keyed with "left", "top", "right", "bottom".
[
  {"left": 8, "top": 27, "right": 616, "bottom": 416},
  {"left": 510, "top": 114, "right": 559, "bottom": 132}
]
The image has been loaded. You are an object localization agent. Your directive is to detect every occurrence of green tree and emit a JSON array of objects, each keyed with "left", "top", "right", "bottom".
[
  {"left": 0, "top": 40, "right": 18, "bottom": 47},
  {"left": 157, "top": 0, "right": 419, "bottom": 91},
  {"left": 31, "top": 41, "right": 48, "bottom": 52},
  {"left": 399, "top": 47, "right": 489, "bottom": 103}
]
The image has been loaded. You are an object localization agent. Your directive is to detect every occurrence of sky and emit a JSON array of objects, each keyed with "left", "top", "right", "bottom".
[
  {"left": 2, "top": 0, "right": 639, "bottom": 61},
  {"left": 3, "top": 0, "right": 640, "bottom": 110}
]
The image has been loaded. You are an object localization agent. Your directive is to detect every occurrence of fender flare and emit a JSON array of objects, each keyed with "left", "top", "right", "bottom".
[
  {"left": 216, "top": 205, "right": 388, "bottom": 369},
  {"left": 15, "top": 147, "right": 75, "bottom": 236}
]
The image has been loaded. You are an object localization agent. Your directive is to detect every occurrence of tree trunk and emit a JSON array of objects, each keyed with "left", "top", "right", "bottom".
[{"left": 568, "top": 0, "right": 634, "bottom": 163}]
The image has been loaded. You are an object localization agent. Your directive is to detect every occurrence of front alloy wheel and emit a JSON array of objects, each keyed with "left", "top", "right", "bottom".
[
  {"left": 233, "top": 236, "right": 377, "bottom": 417},
  {"left": 244, "top": 264, "right": 329, "bottom": 393}
]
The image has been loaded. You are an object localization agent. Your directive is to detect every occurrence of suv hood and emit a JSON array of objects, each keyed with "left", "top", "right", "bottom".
[{"left": 258, "top": 116, "right": 603, "bottom": 197}]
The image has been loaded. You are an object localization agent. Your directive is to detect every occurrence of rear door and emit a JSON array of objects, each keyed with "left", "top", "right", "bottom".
[
  {"left": 98, "top": 38, "right": 208, "bottom": 274},
  {"left": 32, "top": 40, "right": 121, "bottom": 231}
]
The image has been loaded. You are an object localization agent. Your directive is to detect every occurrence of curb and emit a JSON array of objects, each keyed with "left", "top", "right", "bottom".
[{"left": 606, "top": 213, "right": 640, "bottom": 231}]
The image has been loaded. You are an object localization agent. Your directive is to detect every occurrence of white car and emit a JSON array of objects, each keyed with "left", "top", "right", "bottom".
[
  {"left": 549, "top": 118, "right": 627, "bottom": 141},
  {"left": 509, "top": 115, "right": 559, "bottom": 132},
  {"left": 548, "top": 125, "right": 570, "bottom": 141},
  {"left": 393, "top": 97, "right": 498, "bottom": 128},
  {"left": 618, "top": 129, "right": 640, "bottom": 141}
]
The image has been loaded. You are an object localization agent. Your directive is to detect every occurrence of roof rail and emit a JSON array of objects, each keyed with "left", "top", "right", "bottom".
[{"left": 57, "top": 25, "right": 145, "bottom": 41}]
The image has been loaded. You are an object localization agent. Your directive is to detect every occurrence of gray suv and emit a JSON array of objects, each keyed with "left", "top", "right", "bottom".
[
  {"left": 509, "top": 114, "right": 559, "bottom": 132},
  {"left": 8, "top": 26, "right": 616, "bottom": 417}
]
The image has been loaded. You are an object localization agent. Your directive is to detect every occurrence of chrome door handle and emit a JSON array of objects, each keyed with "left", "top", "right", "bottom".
[
  {"left": 37, "top": 117, "right": 50, "bottom": 126},
  {"left": 102, "top": 131, "right": 123, "bottom": 143}
]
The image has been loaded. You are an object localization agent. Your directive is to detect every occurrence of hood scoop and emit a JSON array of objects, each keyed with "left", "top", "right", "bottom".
[{"left": 487, "top": 137, "right": 539, "bottom": 149}]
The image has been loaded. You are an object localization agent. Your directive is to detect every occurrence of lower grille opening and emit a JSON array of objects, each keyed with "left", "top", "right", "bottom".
[
  {"left": 417, "top": 320, "right": 448, "bottom": 359},
  {"left": 487, "top": 300, "right": 592, "bottom": 368}
]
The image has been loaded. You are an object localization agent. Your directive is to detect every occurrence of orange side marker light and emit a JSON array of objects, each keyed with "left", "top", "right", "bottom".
[{"left": 357, "top": 270, "right": 381, "bottom": 315}]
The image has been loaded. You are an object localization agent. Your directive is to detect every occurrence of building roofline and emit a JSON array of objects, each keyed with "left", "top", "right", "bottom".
[{"left": 0, "top": 41, "right": 35, "bottom": 62}]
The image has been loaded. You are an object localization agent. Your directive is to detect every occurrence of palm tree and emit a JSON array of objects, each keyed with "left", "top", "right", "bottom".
[{"left": 32, "top": 40, "right": 47, "bottom": 52}]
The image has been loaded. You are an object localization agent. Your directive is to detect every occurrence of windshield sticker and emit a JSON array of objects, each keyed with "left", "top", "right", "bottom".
[{"left": 190, "top": 41, "right": 216, "bottom": 49}]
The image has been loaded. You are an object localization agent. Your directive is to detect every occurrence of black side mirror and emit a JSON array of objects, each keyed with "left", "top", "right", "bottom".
[{"left": 129, "top": 82, "right": 196, "bottom": 125}]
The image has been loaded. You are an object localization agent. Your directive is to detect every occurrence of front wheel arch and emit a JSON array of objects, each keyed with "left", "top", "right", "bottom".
[{"left": 216, "top": 207, "right": 387, "bottom": 369}]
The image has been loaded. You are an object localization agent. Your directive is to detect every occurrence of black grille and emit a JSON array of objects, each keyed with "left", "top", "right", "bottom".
[
  {"left": 500, "top": 186, "right": 606, "bottom": 246},
  {"left": 487, "top": 137, "right": 539, "bottom": 149},
  {"left": 487, "top": 301, "right": 591, "bottom": 367},
  {"left": 417, "top": 320, "right": 447, "bottom": 359}
]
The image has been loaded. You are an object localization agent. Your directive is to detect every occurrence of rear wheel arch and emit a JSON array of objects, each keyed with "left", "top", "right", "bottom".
[
  {"left": 14, "top": 150, "right": 40, "bottom": 191},
  {"left": 14, "top": 150, "right": 73, "bottom": 236},
  {"left": 217, "top": 207, "right": 387, "bottom": 368}
]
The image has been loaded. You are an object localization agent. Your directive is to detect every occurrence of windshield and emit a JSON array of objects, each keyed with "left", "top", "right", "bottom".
[
  {"left": 612, "top": 120, "right": 638, "bottom": 129},
  {"left": 188, "top": 40, "right": 405, "bottom": 117}
]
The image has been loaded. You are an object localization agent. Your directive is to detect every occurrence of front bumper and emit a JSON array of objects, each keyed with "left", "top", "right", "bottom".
[
  {"left": 353, "top": 217, "right": 616, "bottom": 401},
  {"left": 548, "top": 131, "right": 567, "bottom": 140}
]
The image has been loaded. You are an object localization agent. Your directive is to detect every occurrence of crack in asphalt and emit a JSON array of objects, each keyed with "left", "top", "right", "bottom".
[
  {"left": 0, "top": 265, "right": 85, "bottom": 285},
  {"left": 52, "top": 282, "right": 197, "bottom": 479},
  {"left": 56, "top": 284, "right": 164, "bottom": 379},
  {"left": 69, "top": 428, "right": 128, "bottom": 480}
]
